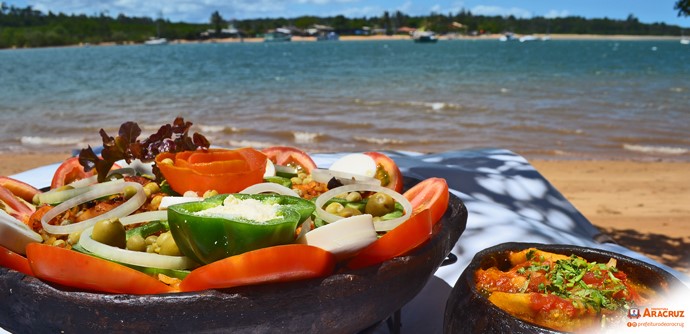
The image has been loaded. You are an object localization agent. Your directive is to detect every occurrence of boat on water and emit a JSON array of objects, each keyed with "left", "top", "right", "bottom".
[
  {"left": 498, "top": 32, "right": 518, "bottom": 42},
  {"left": 264, "top": 28, "right": 292, "bottom": 42},
  {"left": 144, "top": 37, "right": 168, "bottom": 46},
  {"left": 317, "top": 31, "right": 339, "bottom": 41},
  {"left": 413, "top": 30, "right": 438, "bottom": 43},
  {"left": 682, "top": 38, "right": 690, "bottom": 45},
  {"left": 519, "top": 35, "right": 537, "bottom": 42}
]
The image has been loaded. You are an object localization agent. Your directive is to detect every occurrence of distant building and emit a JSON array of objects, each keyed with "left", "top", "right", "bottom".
[{"left": 200, "top": 24, "right": 243, "bottom": 39}]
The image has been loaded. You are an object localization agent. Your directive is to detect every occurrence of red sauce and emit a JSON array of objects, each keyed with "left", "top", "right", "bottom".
[{"left": 529, "top": 293, "right": 577, "bottom": 317}]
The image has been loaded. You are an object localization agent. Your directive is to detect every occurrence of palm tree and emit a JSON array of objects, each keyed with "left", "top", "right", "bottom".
[
  {"left": 676, "top": 0, "right": 690, "bottom": 16},
  {"left": 210, "top": 11, "right": 225, "bottom": 36}
]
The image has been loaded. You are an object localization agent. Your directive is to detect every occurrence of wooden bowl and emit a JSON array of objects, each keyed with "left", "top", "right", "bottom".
[
  {"left": 443, "top": 242, "right": 688, "bottom": 334},
  {"left": 0, "top": 177, "right": 468, "bottom": 333}
]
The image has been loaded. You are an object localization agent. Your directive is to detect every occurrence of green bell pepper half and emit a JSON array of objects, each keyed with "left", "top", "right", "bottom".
[{"left": 167, "top": 193, "right": 315, "bottom": 264}]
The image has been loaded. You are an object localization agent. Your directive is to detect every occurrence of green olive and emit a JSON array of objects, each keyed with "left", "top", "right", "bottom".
[
  {"left": 126, "top": 234, "right": 146, "bottom": 252},
  {"left": 365, "top": 192, "right": 396, "bottom": 217},
  {"left": 92, "top": 218, "right": 126, "bottom": 249},
  {"left": 345, "top": 192, "right": 362, "bottom": 202},
  {"left": 145, "top": 235, "right": 158, "bottom": 245},
  {"left": 325, "top": 202, "right": 344, "bottom": 214},
  {"left": 122, "top": 185, "right": 138, "bottom": 199},
  {"left": 338, "top": 207, "right": 362, "bottom": 218},
  {"left": 158, "top": 234, "right": 182, "bottom": 256}
]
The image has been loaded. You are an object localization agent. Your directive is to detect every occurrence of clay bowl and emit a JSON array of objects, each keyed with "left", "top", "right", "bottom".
[
  {"left": 0, "top": 177, "right": 468, "bottom": 333},
  {"left": 444, "top": 242, "right": 688, "bottom": 334}
]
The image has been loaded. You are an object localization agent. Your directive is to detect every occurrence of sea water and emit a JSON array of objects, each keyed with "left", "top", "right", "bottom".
[{"left": 1, "top": 39, "right": 688, "bottom": 161}]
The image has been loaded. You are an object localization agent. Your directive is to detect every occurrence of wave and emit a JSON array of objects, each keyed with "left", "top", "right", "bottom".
[
  {"left": 353, "top": 136, "right": 405, "bottom": 145},
  {"left": 353, "top": 99, "right": 463, "bottom": 112},
  {"left": 197, "top": 125, "right": 226, "bottom": 133},
  {"left": 226, "top": 139, "right": 276, "bottom": 149},
  {"left": 21, "top": 136, "right": 85, "bottom": 146},
  {"left": 623, "top": 144, "right": 688, "bottom": 155},
  {"left": 293, "top": 131, "right": 322, "bottom": 144},
  {"left": 506, "top": 125, "right": 585, "bottom": 136}
]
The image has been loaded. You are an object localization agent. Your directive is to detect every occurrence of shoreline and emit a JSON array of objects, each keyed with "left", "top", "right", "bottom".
[
  {"left": 1, "top": 152, "right": 687, "bottom": 273},
  {"left": 149, "top": 33, "right": 689, "bottom": 45},
  {"left": 2, "top": 33, "right": 685, "bottom": 50}
]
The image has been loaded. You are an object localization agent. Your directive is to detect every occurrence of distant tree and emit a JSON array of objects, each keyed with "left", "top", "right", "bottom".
[
  {"left": 675, "top": 0, "right": 690, "bottom": 16},
  {"left": 210, "top": 10, "right": 224, "bottom": 35},
  {"left": 382, "top": 11, "right": 392, "bottom": 35}
]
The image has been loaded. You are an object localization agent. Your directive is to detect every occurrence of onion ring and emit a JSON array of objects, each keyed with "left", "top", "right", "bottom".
[
  {"left": 118, "top": 210, "right": 167, "bottom": 226},
  {"left": 240, "top": 183, "right": 299, "bottom": 197},
  {"left": 36, "top": 179, "right": 125, "bottom": 205},
  {"left": 40, "top": 181, "right": 146, "bottom": 235},
  {"left": 79, "top": 226, "right": 196, "bottom": 270},
  {"left": 314, "top": 184, "right": 412, "bottom": 232}
]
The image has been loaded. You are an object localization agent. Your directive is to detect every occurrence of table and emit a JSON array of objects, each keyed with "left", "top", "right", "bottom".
[{"left": 8, "top": 148, "right": 690, "bottom": 334}]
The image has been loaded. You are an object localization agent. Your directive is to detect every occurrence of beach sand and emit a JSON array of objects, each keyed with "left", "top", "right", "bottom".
[
  {"left": 174, "top": 33, "right": 682, "bottom": 45},
  {"left": 1, "top": 154, "right": 687, "bottom": 273}
]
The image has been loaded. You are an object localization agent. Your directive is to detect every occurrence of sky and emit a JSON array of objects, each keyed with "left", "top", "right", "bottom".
[{"left": 8, "top": 1, "right": 690, "bottom": 27}]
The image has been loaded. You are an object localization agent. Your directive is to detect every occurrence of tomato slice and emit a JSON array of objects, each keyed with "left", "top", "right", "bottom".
[
  {"left": 403, "top": 177, "right": 449, "bottom": 225},
  {"left": 26, "top": 243, "right": 172, "bottom": 295},
  {"left": 347, "top": 208, "right": 432, "bottom": 270},
  {"left": 50, "top": 156, "right": 95, "bottom": 189},
  {"left": 262, "top": 146, "right": 317, "bottom": 173},
  {"left": 0, "top": 185, "right": 34, "bottom": 223},
  {"left": 364, "top": 152, "right": 403, "bottom": 193},
  {"left": 0, "top": 245, "right": 33, "bottom": 276},
  {"left": 179, "top": 244, "right": 335, "bottom": 292},
  {"left": 0, "top": 176, "right": 41, "bottom": 203}
]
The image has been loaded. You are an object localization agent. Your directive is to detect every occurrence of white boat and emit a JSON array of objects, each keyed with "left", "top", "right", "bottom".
[
  {"left": 498, "top": 32, "right": 517, "bottom": 42},
  {"left": 681, "top": 38, "right": 690, "bottom": 45},
  {"left": 264, "top": 28, "right": 292, "bottom": 42},
  {"left": 519, "top": 35, "right": 537, "bottom": 42},
  {"left": 145, "top": 11, "right": 168, "bottom": 46},
  {"left": 412, "top": 30, "right": 438, "bottom": 43},
  {"left": 144, "top": 37, "right": 168, "bottom": 46}
]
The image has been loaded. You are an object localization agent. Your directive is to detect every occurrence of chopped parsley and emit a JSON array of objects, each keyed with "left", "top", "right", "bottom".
[{"left": 519, "top": 254, "right": 632, "bottom": 312}]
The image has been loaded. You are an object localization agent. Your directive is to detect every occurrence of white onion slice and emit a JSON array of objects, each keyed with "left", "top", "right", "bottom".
[
  {"left": 314, "top": 184, "right": 412, "bottom": 232},
  {"left": 158, "top": 196, "right": 202, "bottom": 210},
  {"left": 41, "top": 181, "right": 146, "bottom": 235},
  {"left": 67, "top": 174, "right": 98, "bottom": 188},
  {"left": 240, "top": 183, "right": 299, "bottom": 197},
  {"left": 311, "top": 168, "right": 380, "bottom": 186},
  {"left": 297, "top": 214, "right": 377, "bottom": 261},
  {"left": 118, "top": 210, "right": 167, "bottom": 226},
  {"left": 37, "top": 167, "right": 136, "bottom": 205},
  {"left": 0, "top": 210, "right": 42, "bottom": 255},
  {"left": 61, "top": 167, "right": 135, "bottom": 189},
  {"left": 36, "top": 179, "right": 125, "bottom": 205},
  {"left": 79, "top": 226, "right": 196, "bottom": 270}
]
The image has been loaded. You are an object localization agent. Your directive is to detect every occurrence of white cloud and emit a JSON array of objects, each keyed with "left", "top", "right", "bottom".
[
  {"left": 544, "top": 9, "right": 570, "bottom": 19},
  {"left": 397, "top": 1, "right": 413, "bottom": 13},
  {"left": 471, "top": 5, "right": 532, "bottom": 19},
  {"left": 335, "top": 5, "right": 383, "bottom": 17},
  {"left": 296, "top": 0, "right": 359, "bottom": 4},
  {"left": 28, "top": 0, "right": 374, "bottom": 22}
]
